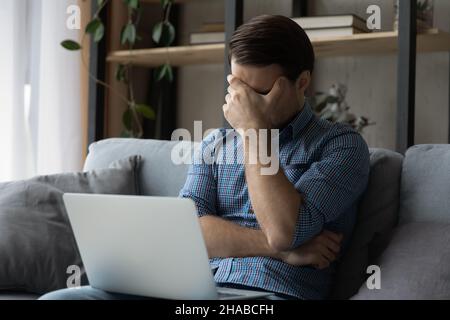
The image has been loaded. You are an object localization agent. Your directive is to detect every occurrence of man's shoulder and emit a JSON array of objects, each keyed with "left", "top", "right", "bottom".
[{"left": 313, "top": 120, "right": 367, "bottom": 150}]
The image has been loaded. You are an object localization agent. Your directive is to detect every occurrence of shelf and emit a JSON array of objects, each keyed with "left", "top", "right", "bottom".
[
  {"left": 107, "top": 44, "right": 224, "bottom": 67},
  {"left": 106, "top": 29, "right": 450, "bottom": 67},
  {"left": 314, "top": 28, "right": 450, "bottom": 58}
]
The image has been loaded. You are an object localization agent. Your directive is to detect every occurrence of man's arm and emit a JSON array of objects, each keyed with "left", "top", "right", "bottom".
[
  {"left": 179, "top": 129, "right": 343, "bottom": 268},
  {"left": 223, "top": 75, "right": 370, "bottom": 252},
  {"left": 244, "top": 142, "right": 302, "bottom": 252},
  {"left": 200, "top": 215, "right": 342, "bottom": 269},
  {"left": 199, "top": 215, "right": 276, "bottom": 258},
  {"left": 244, "top": 131, "right": 370, "bottom": 251},
  {"left": 222, "top": 75, "right": 301, "bottom": 251}
]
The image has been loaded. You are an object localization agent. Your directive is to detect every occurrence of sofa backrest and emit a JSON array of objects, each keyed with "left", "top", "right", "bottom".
[
  {"left": 331, "top": 148, "right": 403, "bottom": 299},
  {"left": 84, "top": 138, "right": 404, "bottom": 299},
  {"left": 399, "top": 144, "right": 450, "bottom": 224},
  {"left": 84, "top": 138, "right": 193, "bottom": 197}
]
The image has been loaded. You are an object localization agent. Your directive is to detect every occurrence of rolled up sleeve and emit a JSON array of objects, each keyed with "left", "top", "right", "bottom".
[
  {"left": 179, "top": 131, "right": 219, "bottom": 217},
  {"left": 290, "top": 131, "right": 370, "bottom": 249}
]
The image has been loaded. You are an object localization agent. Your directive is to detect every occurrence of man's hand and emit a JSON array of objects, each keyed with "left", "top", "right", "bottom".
[
  {"left": 223, "top": 75, "right": 286, "bottom": 132},
  {"left": 278, "top": 230, "right": 343, "bottom": 269}
]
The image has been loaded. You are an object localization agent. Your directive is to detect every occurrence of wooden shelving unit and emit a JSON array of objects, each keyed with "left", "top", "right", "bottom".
[
  {"left": 90, "top": 0, "right": 450, "bottom": 150},
  {"left": 107, "top": 44, "right": 224, "bottom": 67},
  {"left": 106, "top": 29, "right": 450, "bottom": 67}
]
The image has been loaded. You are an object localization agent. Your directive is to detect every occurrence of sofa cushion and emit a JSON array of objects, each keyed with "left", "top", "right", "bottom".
[
  {"left": 0, "top": 156, "right": 141, "bottom": 295},
  {"left": 84, "top": 139, "right": 194, "bottom": 197},
  {"left": 330, "top": 148, "right": 403, "bottom": 299},
  {"left": 399, "top": 144, "right": 450, "bottom": 224},
  {"left": 351, "top": 222, "right": 450, "bottom": 300}
]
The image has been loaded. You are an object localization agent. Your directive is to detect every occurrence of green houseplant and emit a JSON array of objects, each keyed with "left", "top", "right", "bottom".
[
  {"left": 61, "top": 0, "right": 176, "bottom": 138},
  {"left": 310, "top": 83, "right": 375, "bottom": 133}
]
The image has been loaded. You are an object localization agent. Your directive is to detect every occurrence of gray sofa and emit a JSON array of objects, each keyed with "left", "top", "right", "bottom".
[{"left": 1, "top": 139, "right": 449, "bottom": 300}]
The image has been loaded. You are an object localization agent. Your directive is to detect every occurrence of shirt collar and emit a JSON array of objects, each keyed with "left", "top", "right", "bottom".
[{"left": 279, "top": 101, "right": 314, "bottom": 142}]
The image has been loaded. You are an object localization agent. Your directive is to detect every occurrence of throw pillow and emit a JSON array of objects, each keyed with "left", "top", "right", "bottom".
[{"left": 0, "top": 155, "right": 141, "bottom": 294}]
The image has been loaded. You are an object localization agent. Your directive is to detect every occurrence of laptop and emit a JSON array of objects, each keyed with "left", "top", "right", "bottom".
[{"left": 63, "top": 193, "right": 273, "bottom": 300}]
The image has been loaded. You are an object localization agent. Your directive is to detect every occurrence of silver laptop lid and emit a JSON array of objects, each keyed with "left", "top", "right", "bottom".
[{"left": 63, "top": 193, "right": 218, "bottom": 300}]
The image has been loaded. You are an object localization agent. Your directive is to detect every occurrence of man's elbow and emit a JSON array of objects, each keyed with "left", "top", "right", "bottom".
[{"left": 266, "top": 225, "right": 295, "bottom": 252}]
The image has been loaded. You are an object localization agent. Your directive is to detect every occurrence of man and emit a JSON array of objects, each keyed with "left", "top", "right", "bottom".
[
  {"left": 178, "top": 14, "right": 369, "bottom": 300},
  {"left": 40, "top": 15, "right": 369, "bottom": 300}
]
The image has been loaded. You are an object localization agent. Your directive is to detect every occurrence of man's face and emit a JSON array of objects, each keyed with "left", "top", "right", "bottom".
[{"left": 230, "top": 60, "right": 303, "bottom": 128}]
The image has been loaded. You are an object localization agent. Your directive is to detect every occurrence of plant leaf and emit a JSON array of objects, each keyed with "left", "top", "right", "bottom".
[
  {"left": 314, "top": 100, "right": 328, "bottom": 113},
  {"left": 85, "top": 19, "right": 100, "bottom": 34},
  {"left": 122, "top": 109, "right": 132, "bottom": 130},
  {"left": 124, "top": 0, "right": 139, "bottom": 9},
  {"left": 326, "top": 96, "right": 339, "bottom": 104},
  {"left": 152, "top": 22, "right": 175, "bottom": 46},
  {"left": 95, "top": 25, "right": 104, "bottom": 42},
  {"left": 115, "top": 64, "right": 127, "bottom": 82},
  {"left": 128, "top": 24, "right": 137, "bottom": 44},
  {"left": 161, "top": 22, "right": 175, "bottom": 46},
  {"left": 165, "top": 64, "right": 173, "bottom": 82},
  {"left": 152, "top": 22, "right": 163, "bottom": 44},
  {"left": 120, "top": 130, "right": 132, "bottom": 138},
  {"left": 85, "top": 19, "right": 105, "bottom": 42},
  {"left": 61, "top": 40, "right": 82, "bottom": 51},
  {"left": 121, "top": 23, "right": 137, "bottom": 45},
  {"left": 97, "top": 0, "right": 105, "bottom": 6},
  {"left": 154, "top": 64, "right": 174, "bottom": 82},
  {"left": 120, "top": 26, "right": 127, "bottom": 45},
  {"left": 135, "top": 104, "right": 156, "bottom": 120},
  {"left": 154, "top": 64, "right": 167, "bottom": 81}
]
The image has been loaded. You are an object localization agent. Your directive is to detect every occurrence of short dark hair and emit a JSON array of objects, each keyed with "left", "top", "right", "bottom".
[{"left": 229, "top": 15, "right": 315, "bottom": 81}]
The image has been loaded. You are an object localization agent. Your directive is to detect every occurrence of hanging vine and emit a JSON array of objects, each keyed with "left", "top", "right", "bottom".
[{"left": 61, "top": 0, "right": 176, "bottom": 138}]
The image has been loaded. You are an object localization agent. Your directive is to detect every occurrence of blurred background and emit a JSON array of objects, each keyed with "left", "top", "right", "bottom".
[{"left": 0, "top": 0, "right": 449, "bottom": 182}]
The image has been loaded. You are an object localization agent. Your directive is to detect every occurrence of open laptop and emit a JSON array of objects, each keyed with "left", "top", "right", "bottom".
[{"left": 63, "top": 193, "right": 273, "bottom": 300}]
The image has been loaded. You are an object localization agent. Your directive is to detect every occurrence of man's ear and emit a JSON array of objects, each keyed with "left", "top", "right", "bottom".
[{"left": 295, "top": 70, "right": 311, "bottom": 94}]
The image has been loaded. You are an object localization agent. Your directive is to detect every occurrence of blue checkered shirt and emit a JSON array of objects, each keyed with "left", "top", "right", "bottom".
[{"left": 179, "top": 102, "right": 370, "bottom": 299}]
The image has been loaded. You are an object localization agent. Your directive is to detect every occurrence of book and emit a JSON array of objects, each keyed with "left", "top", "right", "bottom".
[
  {"left": 291, "top": 14, "right": 369, "bottom": 32},
  {"left": 198, "top": 22, "right": 226, "bottom": 33},
  {"left": 190, "top": 32, "right": 225, "bottom": 44},
  {"left": 195, "top": 14, "right": 369, "bottom": 32},
  {"left": 189, "top": 14, "right": 370, "bottom": 44},
  {"left": 305, "top": 27, "right": 363, "bottom": 38},
  {"left": 189, "top": 27, "right": 363, "bottom": 45}
]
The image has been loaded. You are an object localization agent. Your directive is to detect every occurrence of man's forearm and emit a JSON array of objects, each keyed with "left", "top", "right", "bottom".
[
  {"left": 199, "top": 215, "right": 279, "bottom": 259},
  {"left": 242, "top": 134, "right": 302, "bottom": 251}
]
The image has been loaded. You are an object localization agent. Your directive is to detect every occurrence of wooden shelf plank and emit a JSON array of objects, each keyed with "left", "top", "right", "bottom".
[
  {"left": 107, "top": 43, "right": 225, "bottom": 67},
  {"left": 313, "top": 29, "right": 450, "bottom": 58},
  {"left": 106, "top": 29, "right": 450, "bottom": 67}
]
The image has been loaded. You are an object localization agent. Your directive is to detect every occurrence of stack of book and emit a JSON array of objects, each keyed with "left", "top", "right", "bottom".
[{"left": 190, "top": 14, "right": 370, "bottom": 45}]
